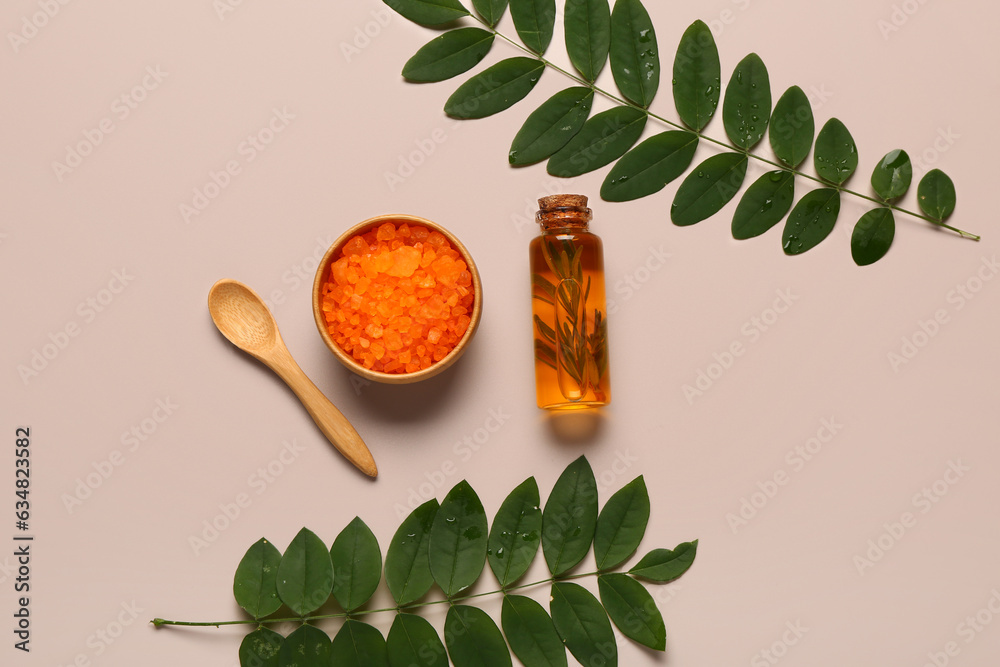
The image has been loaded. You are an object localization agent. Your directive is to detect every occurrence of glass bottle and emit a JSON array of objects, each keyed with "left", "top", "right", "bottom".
[{"left": 530, "top": 194, "right": 611, "bottom": 409}]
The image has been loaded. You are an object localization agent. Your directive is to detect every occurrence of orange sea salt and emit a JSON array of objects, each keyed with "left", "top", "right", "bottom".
[{"left": 320, "top": 222, "right": 475, "bottom": 374}]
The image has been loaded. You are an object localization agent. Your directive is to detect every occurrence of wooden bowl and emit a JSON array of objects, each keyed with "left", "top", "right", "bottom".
[{"left": 312, "top": 214, "right": 483, "bottom": 384}]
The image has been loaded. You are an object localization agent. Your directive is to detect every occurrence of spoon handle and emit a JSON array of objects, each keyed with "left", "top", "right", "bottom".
[{"left": 270, "top": 354, "right": 377, "bottom": 478}]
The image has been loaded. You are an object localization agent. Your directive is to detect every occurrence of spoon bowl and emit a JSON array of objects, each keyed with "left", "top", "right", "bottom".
[
  {"left": 208, "top": 279, "right": 377, "bottom": 478},
  {"left": 208, "top": 280, "right": 279, "bottom": 357}
]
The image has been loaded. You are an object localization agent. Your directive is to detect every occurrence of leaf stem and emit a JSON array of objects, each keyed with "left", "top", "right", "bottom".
[
  {"left": 151, "top": 618, "right": 260, "bottom": 628},
  {"left": 151, "top": 570, "right": 604, "bottom": 629},
  {"left": 468, "top": 15, "right": 980, "bottom": 241}
]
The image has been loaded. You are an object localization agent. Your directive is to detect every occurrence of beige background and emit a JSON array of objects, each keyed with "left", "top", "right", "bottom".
[{"left": 3, "top": 0, "right": 999, "bottom": 665}]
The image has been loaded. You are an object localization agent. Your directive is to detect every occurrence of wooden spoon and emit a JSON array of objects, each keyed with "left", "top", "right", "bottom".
[{"left": 207, "top": 279, "right": 377, "bottom": 478}]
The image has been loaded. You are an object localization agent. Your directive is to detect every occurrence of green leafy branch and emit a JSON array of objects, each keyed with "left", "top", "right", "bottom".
[
  {"left": 153, "top": 456, "right": 698, "bottom": 666},
  {"left": 384, "top": 0, "right": 978, "bottom": 265}
]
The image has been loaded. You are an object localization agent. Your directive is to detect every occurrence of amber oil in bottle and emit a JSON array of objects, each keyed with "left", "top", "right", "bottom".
[{"left": 530, "top": 195, "right": 611, "bottom": 409}]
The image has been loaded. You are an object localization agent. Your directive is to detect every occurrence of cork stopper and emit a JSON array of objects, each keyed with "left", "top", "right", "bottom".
[
  {"left": 536, "top": 194, "right": 592, "bottom": 230},
  {"left": 538, "top": 194, "right": 589, "bottom": 210}
]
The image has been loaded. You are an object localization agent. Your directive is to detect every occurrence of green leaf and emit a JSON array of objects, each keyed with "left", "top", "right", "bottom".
[
  {"left": 671, "top": 152, "right": 749, "bottom": 226},
  {"left": 672, "top": 20, "right": 720, "bottom": 132},
  {"left": 233, "top": 537, "right": 282, "bottom": 619},
  {"left": 871, "top": 149, "right": 912, "bottom": 201},
  {"left": 601, "top": 130, "right": 698, "bottom": 202},
  {"left": 535, "top": 339, "right": 557, "bottom": 369},
  {"left": 722, "top": 53, "right": 771, "bottom": 150},
  {"left": 488, "top": 477, "right": 542, "bottom": 587},
  {"left": 330, "top": 517, "right": 382, "bottom": 612},
  {"left": 732, "top": 170, "right": 795, "bottom": 240},
  {"left": 473, "top": 0, "right": 510, "bottom": 26},
  {"left": 594, "top": 476, "right": 649, "bottom": 570},
  {"left": 629, "top": 540, "right": 698, "bottom": 583},
  {"left": 550, "top": 582, "right": 617, "bottom": 667},
  {"left": 533, "top": 273, "right": 557, "bottom": 300},
  {"left": 782, "top": 187, "right": 841, "bottom": 255},
  {"left": 609, "top": 0, "right": 660, "bottom": 108},
  {"left": 769, "top": 85, "right": 814, "bottom": 169},
  {"left": 852, "top": 208, "right": 895, "bottom": 266},
  {"left": 331, "top": 620, "right": 389, "bottom": 667},
  {"left": 547, "top": 106, "right": 647, "bottom": 177},
  {"left": 510, "top": 0, "right": 557, "bottom": 54},
  {"left": 278, "top": 624, "right": 332, "bottom": 667},
  {"left": 387, "top": 613, "right": 448, "bottom": 667},
  {"left": 445, "top": 57, "right": 545, "bottom": 119},
  {"left": 402, "top": 28, "right": 496, "bottom": 83},
  {"left": 383, "top": 0, "right": 470, "bottom": 26},
  {"left": 542, "top": 456, "right": 599, "bottom": 576},
  {"left": 239, "top": 627, "right": 283, "bottom": 667},
  {"left": 501, "top": 595, "right": 568, "bottom": 667},
  {"left": 535, "top": 315, "right": 557, "bottom": 344},
  {"left": 509, "top": 87, "right": 594, "bottom": 165},
  {"left": 386, "top": 499, "right": 439, "bottom": 606},
  {"left": 445, "top": 605, "right": 513, "bottom": 667},
  {"left": 814, "top": 118, "right": 858, "bottom": 185},
  {"left": 276, "top": 528, "right": 334, "bottom": 617},
  {"left": 564, "top": 0, "right": 611, "bottom": 82},
  {"left": 918, "top": 169, "right": 957, "bottom": 221},
  {"left": 429, "top": 480, "right": 488, "bottom": 596},
  {"left": 597, "top": 574, "right": 665, "bottom": 651}
]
